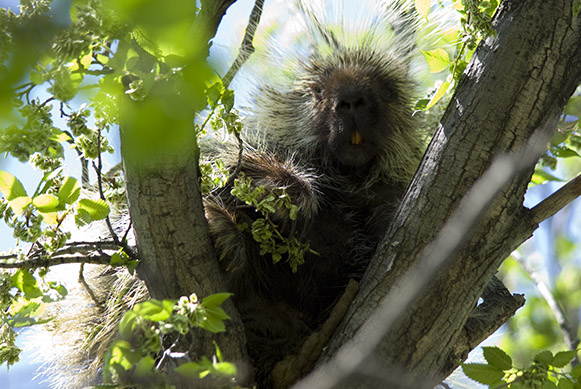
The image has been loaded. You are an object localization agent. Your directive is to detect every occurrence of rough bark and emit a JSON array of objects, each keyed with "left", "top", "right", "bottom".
[
  {"left": 119, "top": 0, "right": 250, "bottom": 383},
  {"left": 310, "top": 0, "right": 581, "bottom": 387}
]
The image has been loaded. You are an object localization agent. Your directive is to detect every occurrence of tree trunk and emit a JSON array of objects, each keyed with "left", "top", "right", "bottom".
[
  {"left": 312, "top": 0, "right": 581, "bottom": 387},
  {"left": 119, "top": 0, "right": 250, "bottom": 382}
]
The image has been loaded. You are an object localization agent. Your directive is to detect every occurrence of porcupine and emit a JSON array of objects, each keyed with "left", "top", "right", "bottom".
[
  {"left": 202, "top": 0, "right": 426, "bottom": 386},
  {"left": 30, "top": 1, "right": 431, "bottom": 388}
]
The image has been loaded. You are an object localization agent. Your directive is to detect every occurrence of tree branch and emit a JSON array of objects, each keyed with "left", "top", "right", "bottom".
[
  {"left": 0, "top": 241, "right": 119, "bottom": 268},
  {"left": 514, "top": 252, "right": 580, "bottom": 361},
  {"left": 529, "top": 174, "right": 581, "bottom": 225},
  {"left": 222, "top": 0, "right": 264, "bottom": 88},
  {"left": 309, "top": 0, "right": 581, "bottom": 387},
  {"left": 296, "top": 129, "right": 551, "bottom": 389}
]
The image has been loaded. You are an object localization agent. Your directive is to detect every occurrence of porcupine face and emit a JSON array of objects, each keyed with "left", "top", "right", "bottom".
[{"left": 308, "top": 51, "right": 405, "bottom": 168}]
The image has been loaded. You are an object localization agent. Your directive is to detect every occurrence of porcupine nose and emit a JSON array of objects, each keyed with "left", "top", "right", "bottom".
[{"left": 336, "top": 90, "right": 371, "bottom": 145}]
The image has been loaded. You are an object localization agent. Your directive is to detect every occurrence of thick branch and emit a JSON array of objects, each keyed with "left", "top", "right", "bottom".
[{"left": 311, "top": 0, "right": 581, "bottom": 387}]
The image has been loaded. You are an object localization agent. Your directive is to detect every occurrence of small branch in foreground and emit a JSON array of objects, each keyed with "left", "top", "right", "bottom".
[
  {"left": 79, "top": 262, "right": 104, "bottom": 307},
  {"left": 221, "top": 0, "right": 265, "bottom": 88},
  {"left": 514, "top": 252, "right": 580, "bottom": 365},
  {"left": 0, "top": 241, "right": 120, "bottom": 268},
  {"left": 0, "top": 253, "right": 111, "bottom": 268},
  {"left": 529, "top": 174, "right": 581, "bottom": 225}
]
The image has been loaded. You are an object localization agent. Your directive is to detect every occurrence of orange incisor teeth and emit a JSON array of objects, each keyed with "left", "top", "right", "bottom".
[{"left": 350, "top": 131, "right": 363, "bottom": 145}]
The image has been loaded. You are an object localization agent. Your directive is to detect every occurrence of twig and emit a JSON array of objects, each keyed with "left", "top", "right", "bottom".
[
  {"left": 529, "top": 174, "right": 581, "bottom": 225},
  {"left": 79, "top": 262, "right": 104, "bottom": 307},
  {"left": 513, "top": 251, "right": 580, "bottom": 365},
  {"left": 0, "top": 252, "right": 112, "bottom": 268},
  {"left": 222, "top": 0, "right": 265, "bottom": 88},
  {"left": 0, "top": 241, "right": 121, "bottom": 268},
  {"left": 93, "top": 126, "right": 120, "bottom": 245}
]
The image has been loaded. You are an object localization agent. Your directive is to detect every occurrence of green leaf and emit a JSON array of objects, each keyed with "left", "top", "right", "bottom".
[
  {"left": 482, "top": 346, "right": 512, "bottom": 370},
  {"left": 132, "top": 299, "right": 174, "bottom": 322},
  {"left": 118, "top": 311, "right": 138, "bottom": 339},
  {"left": 202, "top": 293, "right": 233, "bottom": 309},
  {"left": 571, "top": 364, "right": 581, "bottom": 379},
  {"left": 10, "top": 270, "right": 43, "bottom": 299},
  {"left": 8, "top": 196, "right": 32, "bottom": 216},
  {"left": 214, "top": 362, "right": 237, "bottom": 377},
  {"left": 534, "top": 350, "right": 554, "bottom": 366},
  {"left": 0, "top": 171, "right": 28, "bottom": 200},
  {"left": 551, "top": 350, "right": 576, "bottom": 368},
  {"left": 421, "top": 48, "right": 450, "bottom": 73},
  {"left": 110, "top": 252, "right": 124, "bottom": 266},
  {"left": 552, "top": 147, "right": 580, "bottom": 159},
  {"left": 8, "top": 298, "right": 45, "bottom": 327},
  {"left": 531, "top": 168, "right": 564, "bottom": 185},
  {"left": 33, "top": 194, "right": 59, "bottom": 212},
  {"left": 206, "top": 81, "right": 223, "bottom": 108},
  {"left": 77, "top": 198, "right": 110, "bottom": 221},
  {"left": 425, "top": 80, "right": 450, "bottom": 110},
  {"left": 175, "top": 361, "right": 205, "bottom": 379},
  {"left": 58, "top": 176, "right": 80, "bottom": 205},
  {"left": 200, "top": 314, "right": 227, "bottom": 333},
  {"left": 557, "top": 378, "right": 575, "bottom": 389},
  {"left": 134, "top": 356, "right": 155, "bottom": 378},
  {"left": 461, "top": 363, "right": 504, "bottom": 385}
]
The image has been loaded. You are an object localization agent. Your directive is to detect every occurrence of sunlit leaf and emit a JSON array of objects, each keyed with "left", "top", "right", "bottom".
[
  {"left": 8, "top": 196, "right": 32, "bottom": 216},
  {"left": 425, "top": 80, "right": 450, "bottom": 110},
  {"left": 422, "top": 48, "right": 450, "bottom": 73},
  {"left": 77, "top": 198, "right": 110, "bottom": 221},
  {"left": 58, "top": 176, "right": 80, "bottom": 205},
  {"left": 202, "top": 293, "right": 232, "bottom": 309},
  {"left": 33, "top": 194, "right": 59, "bottom": 212},
  {"left": 0, "top": 171, "right": 28, "bottom": 201},
  {"left": 133, "top": 299, "right": 174, "bottom": 322},
  {"left": 551, "top": 350, "right": 576, "bottom": 368}
]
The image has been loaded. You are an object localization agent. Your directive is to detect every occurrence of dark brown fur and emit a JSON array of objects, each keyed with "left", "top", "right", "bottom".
[{"left": 203, "top": 43, "right": 423, "bottom": 387}]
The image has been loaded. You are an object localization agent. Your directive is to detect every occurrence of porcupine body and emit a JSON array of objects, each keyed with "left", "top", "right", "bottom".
[{"left": 203, "top": 0, "right": 426, "bottom": 385}]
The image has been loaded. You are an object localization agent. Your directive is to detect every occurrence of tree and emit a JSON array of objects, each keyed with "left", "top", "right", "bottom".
[{"left": 0, "top": 0, "right": 580, "bottom": 388}]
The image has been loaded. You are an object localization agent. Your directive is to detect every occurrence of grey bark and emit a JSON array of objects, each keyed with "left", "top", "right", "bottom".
[
  {"left": 119, "top": 0, "right": 251, "bottom": 383},
  {"left": 312, "top": 0, "right": 581, "bottom": 387}
]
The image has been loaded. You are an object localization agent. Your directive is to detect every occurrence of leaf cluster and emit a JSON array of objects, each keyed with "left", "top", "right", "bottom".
[
  {"left": 102, "top": 293, "right": 236, "bottom": 387},
  {"left": 463, "top": 346, "right": 581, "bottom": 388},
  {"left": 231, "top": 174, "right": 316, "bottom": 273},
  {"left": 415, "top": 0, "right": 499, "bottom": 110},
  {"left": 0, "top": 267, "right": 67, "bottom": 367}
]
